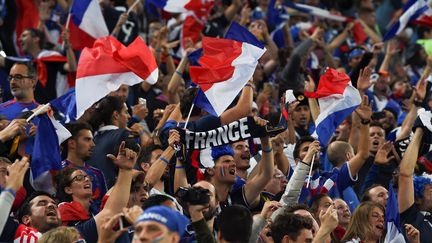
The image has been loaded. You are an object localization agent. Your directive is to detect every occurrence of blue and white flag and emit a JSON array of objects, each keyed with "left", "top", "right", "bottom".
[
  {"left": 384, "top": 183, "right": 406, "bottom": 243},
  {"left": 383, "top": 0, "right": 431, "bottom": 41}
]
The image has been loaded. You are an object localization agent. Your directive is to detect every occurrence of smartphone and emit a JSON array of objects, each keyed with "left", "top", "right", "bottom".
[
  {"left": 139, "top": 98, "right": 147, "bottom": 107},
  {"left": 119, "top": 215, "right": 132, "bottom": 229}
]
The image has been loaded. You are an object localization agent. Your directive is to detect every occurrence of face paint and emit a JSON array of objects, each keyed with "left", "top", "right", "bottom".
[
  {"left": 220, "top": 167, "right": 225, "bottom": 177},
  {"left": 151, "top": 234, "right": 165, "bottom": 243}
]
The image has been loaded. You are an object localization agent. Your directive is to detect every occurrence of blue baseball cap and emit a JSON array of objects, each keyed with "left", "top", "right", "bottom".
[{"left": 136, "top": 206, "right": 189, "bottom": 237}]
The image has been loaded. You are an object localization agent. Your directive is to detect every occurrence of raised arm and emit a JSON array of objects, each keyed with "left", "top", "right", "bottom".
[
  {"left": 145, "top": 130, "right": 178, "bottom": 188},
  {"left": 347, "top": 95, "right": 371, "bottom": 176},
  {"left": 167, "top": 52, "right": 189, "bottom": 104},
  {"left": 220, "top": 81, "right": 253, "bottom": 125},
  {"left": 62, "top": 30, "right": 77, "bottom": 73},
  {"left": 244, "top": 119, "right": 274, "bottom": 208},
  {"left": 95, "top": 142, "right": 138, "bottom": 226},
  {"left": 399, "top": 128, "right": 423, "bottom": 213}
]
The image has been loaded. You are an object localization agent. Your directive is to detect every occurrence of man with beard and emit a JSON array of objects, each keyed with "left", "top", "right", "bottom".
[
  {"left": 62, "top": 122, "right": 107, "bottom": 211},
  {"left": 0, "top": 62, "right": 39, "bottom": 120},
  {"left": 184, "top": 181, "right": 218, "bottom": 242}
]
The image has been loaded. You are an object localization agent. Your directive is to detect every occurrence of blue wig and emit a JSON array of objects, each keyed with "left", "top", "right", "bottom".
[
  {"left": 413, "top": 175, "right": 432, "bottom": 199},
  {"left": 211, "top": 145, "right": 234, "bottom": 161}
]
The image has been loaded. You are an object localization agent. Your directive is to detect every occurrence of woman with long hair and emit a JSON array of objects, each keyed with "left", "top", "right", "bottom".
[{"left": 342, "top": 201, "right": 385, "bottom": 243}]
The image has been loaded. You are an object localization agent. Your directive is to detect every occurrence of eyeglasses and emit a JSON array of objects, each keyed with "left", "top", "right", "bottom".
[
  {"left": 70, "top": 174, "right": 89, "bottom": 183},
  {"left": 7, "top": 74, "right": 33, "bottom": 82}
]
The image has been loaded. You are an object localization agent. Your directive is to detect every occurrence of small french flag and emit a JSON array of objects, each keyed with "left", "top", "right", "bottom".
[
  {"left": 147, "top": 0, "right": 205, "bottom": 13},
  {"left": 189, "top": 22, "right": 266, "bottom": 117},
  {"left": 304, "top": 68, "right": 362, "bottom": 146},
  {"left": 68, "top": 0, "right": 109, "bottom": 50}
]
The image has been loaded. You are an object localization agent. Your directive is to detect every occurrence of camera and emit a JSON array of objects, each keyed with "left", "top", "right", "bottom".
[{"left": 175, "top": 187, "right": 210, "bottom": 205}]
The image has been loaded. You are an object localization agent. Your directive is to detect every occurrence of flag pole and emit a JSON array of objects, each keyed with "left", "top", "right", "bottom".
[
  {"left": 183, "top": 103, "right": 195, "bottom": 129},
  {"left": 62, "top": 0, "right": 75, "bottom": 50},
  {"left": 305, "top": 153, "right": 316, "bottom": 188},
  {"left": 127, "top": 0, "right": 141, "bottom": 15}
]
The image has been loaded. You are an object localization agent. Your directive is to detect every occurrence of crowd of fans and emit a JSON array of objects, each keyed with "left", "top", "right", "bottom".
[{"left": 1, "top": 0, "right": 432, "bottom": 242}]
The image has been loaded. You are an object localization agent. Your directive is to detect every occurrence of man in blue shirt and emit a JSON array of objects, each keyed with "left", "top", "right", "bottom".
[{"left": 0, "top": 62, "right": 38, "bottom": 120}]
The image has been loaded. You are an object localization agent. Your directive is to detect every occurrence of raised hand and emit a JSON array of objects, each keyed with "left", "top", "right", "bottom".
[
  {"left": 405, "top": 224, "right": 420, "bottom": 243},
  {"left": 415, "top": 78, "right": 427, "bottom": 102},
  {"left": 260, "top": 201, "right": 281, "bottom": 220},
  {"left": 97, "top": 213, "right": 127, "bottom": 243},
  {"left": 357, "top": 66, "right": 374, "bottom": 91},
  {"left": 374, "top": 141, "right": 395, "bottom": 165},
  {"left": 107, "top": 141, "right": 139, "bottom": 170},
  {"left": 303, "top": 140, "right": 320, "bottom": 165},
  {"left": 123, "top": 205, "right": 143, "bottom": 224},
  {"left": 319, "top": 205, "right": 339, "bottom": 234},
  {"left": 355, "top": 95, "right": 372, "bottom": 121},
  {"left": 5, "top": 157, "right": 29, "bottom": 192},
  {"left": 254, "top": 116, "right": 269, "bottom": 127},
  {"left": 168, "top": 129, "right": 181, "bottom": 148}
]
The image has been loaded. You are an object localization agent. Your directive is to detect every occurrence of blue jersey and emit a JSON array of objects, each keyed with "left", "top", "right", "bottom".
[{"left": 0, "top": 100, "right": 38, "bottom": 120}]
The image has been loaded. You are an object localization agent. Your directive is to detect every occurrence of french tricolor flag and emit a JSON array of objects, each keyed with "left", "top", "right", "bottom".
[
  {"left": 76, "top": 36, "right": 158, "bottom": 118},
  {"left": 68, "top": 0, "right": 109, "bottom": 50},
  {"left": 383, "top": 0, "right": 430, "bottom": 41},
  {"left": 304, "top": 68, "right": 361, "bottom": 146},
  {"left": 147, "top": 0, "right": 204, "bottom": 13},
  {"left": 189, "top": 22, "right": 266, "bottom": 116}
]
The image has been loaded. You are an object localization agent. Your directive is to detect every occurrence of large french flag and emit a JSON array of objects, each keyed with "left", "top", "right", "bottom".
[
  {"left": 68, "top": 0, "right": 109, "bottom": 50},
  {"left": 147, "top": 0, "right": 205, "bottom": 13},
  {"left": 31, "top": 114, "right": 72, "bottom": 194},
  {"left": 384, "top": 183, "right": 406, "bottom": 243},
  {"left": 383, "top": 0, "right": 431, "bottom": 41},
  {"left": 304, "top": 68, "right": 361, "bottom": 146},
  {"left": 76, "top": 36, "right": 158, "bottom": 118},
  {"left": 189, "top": 22, "right": 266, "bottom": 116}
]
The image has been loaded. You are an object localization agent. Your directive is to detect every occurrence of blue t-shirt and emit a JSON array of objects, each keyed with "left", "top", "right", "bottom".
[{"left": 0, "top": 100, "right": 39, "bottom": 120}]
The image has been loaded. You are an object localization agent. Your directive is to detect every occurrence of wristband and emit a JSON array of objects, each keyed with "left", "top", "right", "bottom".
[
  {"left": 4, "top": 188, "right": 16, "bottom": 197},
  {"left": 262, "top": 147, "right": 273, "bottom": 153},
  {"left": 175, "top": 70, "right": 183, "bottom": 76},
  {"left": 175, "top": 165, "right": 185, "bottom": 169},
  {"left": 160, "top": 156, "right": 170, "bottom": 165},
  {"left": 360, "top": 119, "right": 371, "bottom": 125},
  {"left": 245, "top": 84, "right": 253, "bottom": 87}
]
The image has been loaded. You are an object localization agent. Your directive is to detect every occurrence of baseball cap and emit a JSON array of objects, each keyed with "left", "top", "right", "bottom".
[{"left": 136, "top": 206, "right": 189, "bottom": 237}]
